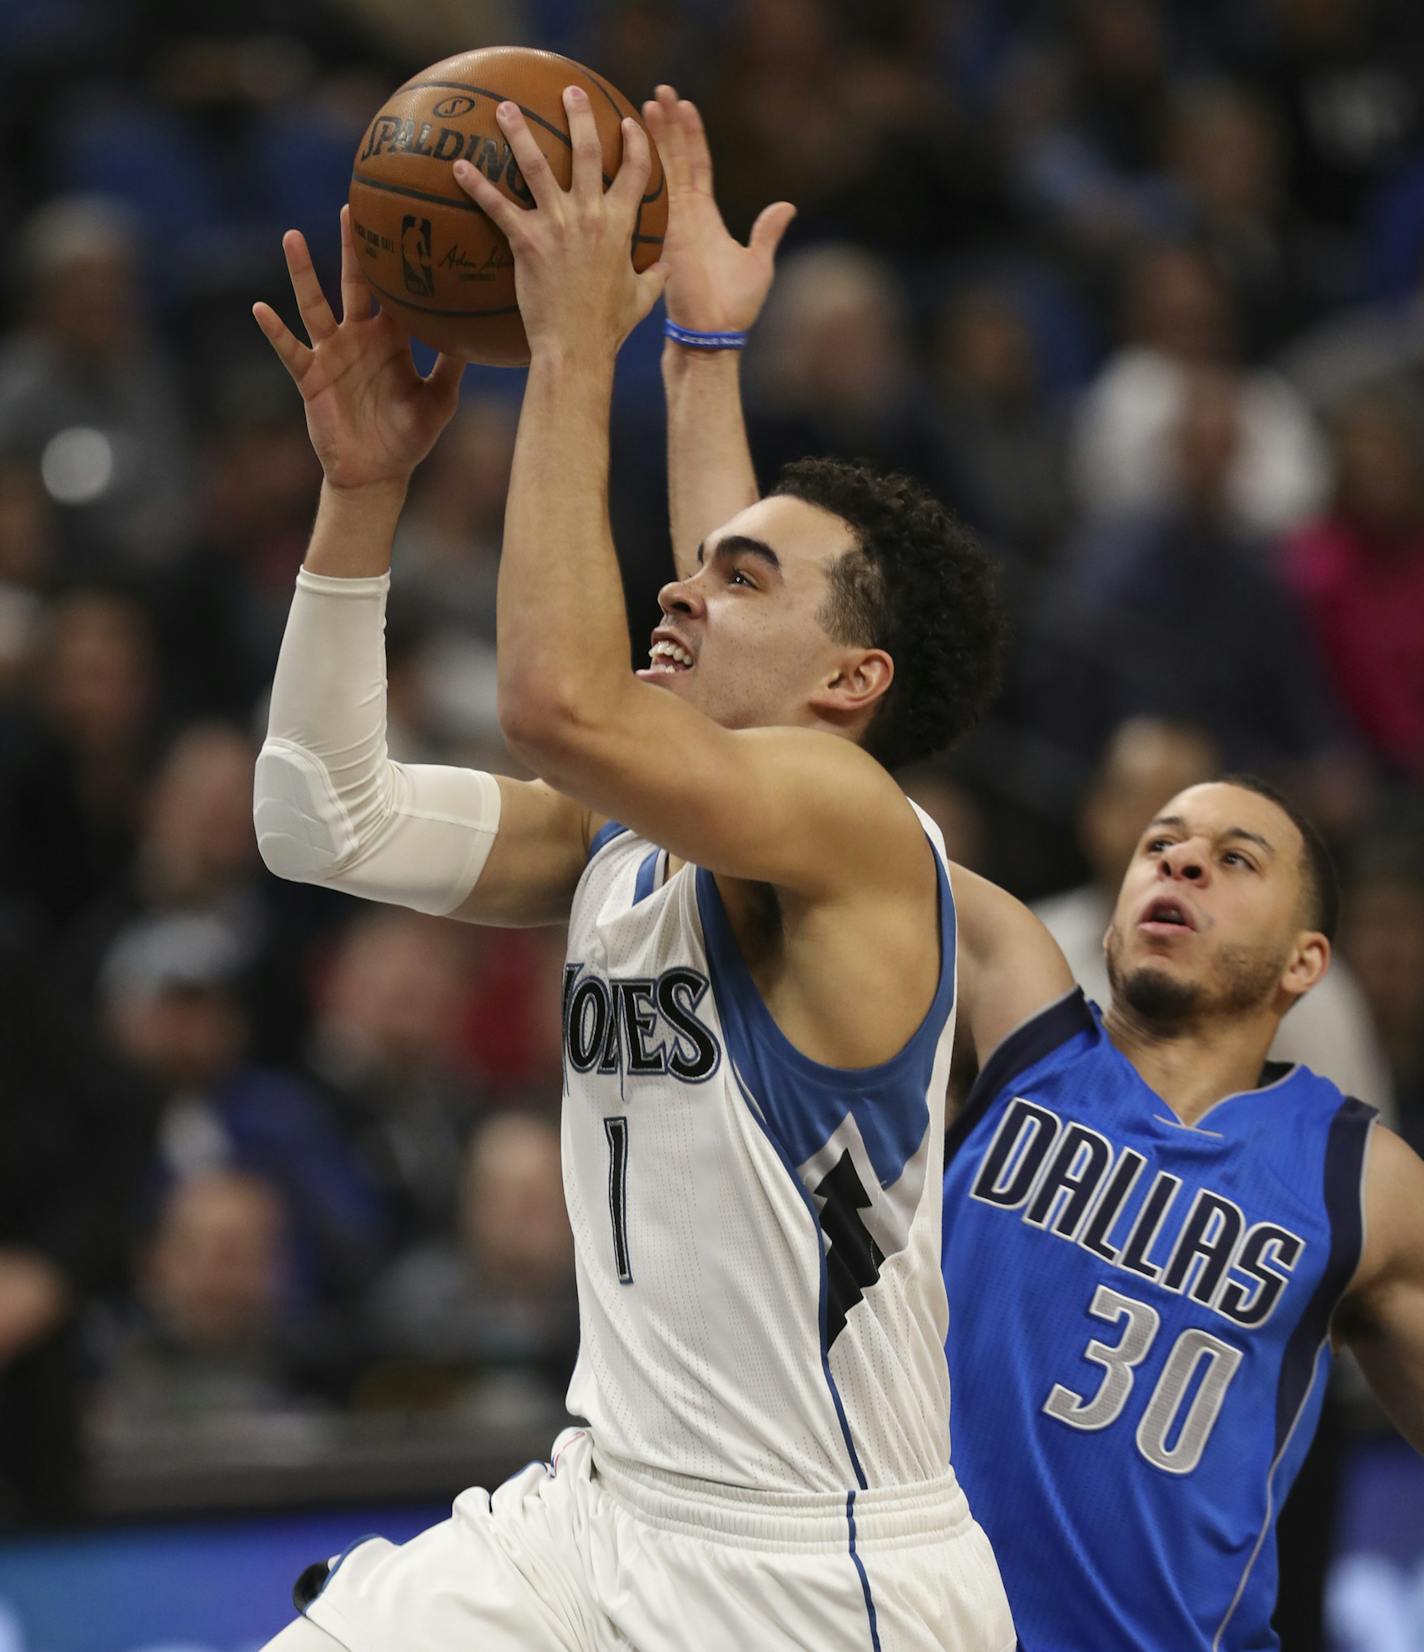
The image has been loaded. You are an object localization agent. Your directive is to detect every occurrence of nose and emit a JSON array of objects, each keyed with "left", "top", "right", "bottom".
[
  {"left": 1159, "top": 838, "right": 1209, "bottom": 885},
  {"left": 657, "top": 571, "right": 705, "bottom": 619}
]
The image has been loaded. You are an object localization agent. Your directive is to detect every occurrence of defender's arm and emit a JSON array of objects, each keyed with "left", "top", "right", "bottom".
[
  {"left": 1340, "top": 1125, "right": 1424, "bottom": 1452},
  {"left": 951, "top": 865, "right": 1078, "bottom": 1066},
  {"left": 646, "top": 88, "right": 794, "bottom": 577}
]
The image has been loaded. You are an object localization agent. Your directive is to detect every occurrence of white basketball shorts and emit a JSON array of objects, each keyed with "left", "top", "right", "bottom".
[{"left": 290, "top": 1427, "right": 1016, "bottom": 1652}]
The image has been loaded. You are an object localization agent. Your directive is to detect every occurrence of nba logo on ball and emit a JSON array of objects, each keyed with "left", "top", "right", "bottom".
[{"left": 400, "top": 217, "right": 434, "bottom": 296}]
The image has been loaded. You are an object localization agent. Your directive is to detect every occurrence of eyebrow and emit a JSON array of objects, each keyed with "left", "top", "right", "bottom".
[
  {"left": 695, "top": 534, "right": 782, "bottom": 573},
  {"left": 1145, "top": 815, "right": 1277, "bottom": 857}
]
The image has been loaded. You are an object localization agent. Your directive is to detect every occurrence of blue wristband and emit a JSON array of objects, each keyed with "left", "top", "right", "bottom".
[{"left": 663, "top": 318, "right": 748, "bottom": 351}]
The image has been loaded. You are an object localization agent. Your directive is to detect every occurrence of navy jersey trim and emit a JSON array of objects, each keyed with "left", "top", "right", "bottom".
[
  {"left": 633, "top": 848, "right": 662, "bottom": 905},
  {"left": 693, "top": 836, "right": 955, "bottom": 1186},
  {"left": 945, "top": 988, "right": 1095, "bottom": 1165},
  {"left": 1273, "top": 1095, "right": 1374, "bottom": 1453},
  {"left": 846, "top": 1491, "right": 884, "bottom": 1652},
  {"left": 587, "top": 820, "right": 630, "bottom": 862},
  {"left": 1211, "top": 1093, "right": 1375, "bottom": 1650}
]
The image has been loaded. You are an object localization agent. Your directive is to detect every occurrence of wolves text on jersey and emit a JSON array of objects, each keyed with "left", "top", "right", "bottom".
[
  {"left": 562, "top": 963, "right": 721, "bottom": 1084},
  {"left": 970, "top": 1097, "right": 1307, "bottom": 1330}
]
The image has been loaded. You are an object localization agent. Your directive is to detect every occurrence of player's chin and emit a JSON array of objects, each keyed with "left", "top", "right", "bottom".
[{"left": 635, "top": 665, "right": 695, "bottom": 694}]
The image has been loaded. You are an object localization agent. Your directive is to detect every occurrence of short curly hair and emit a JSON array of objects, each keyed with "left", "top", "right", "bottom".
[{"left": 770, "top": 457, "right": 1004, "bottom": 772}]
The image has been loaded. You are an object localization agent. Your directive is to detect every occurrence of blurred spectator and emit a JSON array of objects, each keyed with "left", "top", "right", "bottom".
[
  {"left": 1032, "top": 368, "right": 1351, "bottom": 784},
  {"left": 93, "top": 1170, "right": 327, "bottom": 1436},
  {"left": 1246, "top": 0, "right": 1424, "bottom": 275},
  {"left": 457, "top": 927, "right": 570, "bottom": 1104},
  {"left": 1070, "top": 241, "right": 1326, "bottom": 533},
  {"left": 60, "top": 721, "right": 321, "bottom": 1063},
  {"left": 1338, "top": 830, "right": 1424, "bottom": 1150},
  {"left": 152, "top": 365, "right": 322, "bottom": 723},
  {"left": 932, "top": 283, "right": 1071, "bottom": 564},
  {"left": 305, "top": 909, "right": 487, "bottom": 1254},
  {"left": 1034, "top": 716, "right": 1397, "bottom": 1112},
  {"left": 0, "top": 919, "right": 134, "bottom": 1524},
  {"left": 0, "top": 198, "right": 190, "bottom": 571},
  {"left": 96, "top": 911, "right": 386, "bottom": 1306},
  {"left": 360, "top": 1112, "right": 576, "bottom": 1420},
  {"left": 1280, "top": 262, "right": 1424, "bottom": 416},
  {"left": 390, "top": 395, "right": 517, "bottom": 760},
  {"left": 747, "top": 244, "right": 961, "bottom": 502},
  {"left": 1161, "top": 80, "right": 1325, "bottom": 357},
  {"left": 701, "top": 0, "right": 1006, "bottom": 255},
  {"left": 1280, "top": 387, "right": 1424, "bottom": 780},
  {"left": 998, "top": 0, "right": 1179, "bottom": 258},
  {"left": 0, "top": 587, "right": 160, "bottom": 934},
  {"left": 903, "top": 763, "right": 990, "bottom": 873},
  {"left": 0, "top": 459, "right": 56, "bottom": 690}
]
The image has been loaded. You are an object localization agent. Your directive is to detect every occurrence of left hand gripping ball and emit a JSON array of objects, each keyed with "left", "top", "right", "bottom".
[{"left": 349, "top": 46, "right": 667, "bottom": 367}]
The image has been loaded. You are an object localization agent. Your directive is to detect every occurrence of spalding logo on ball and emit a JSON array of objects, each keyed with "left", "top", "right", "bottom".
[{"left": 349, "top": 46, "right": 667, "bottom": 366}]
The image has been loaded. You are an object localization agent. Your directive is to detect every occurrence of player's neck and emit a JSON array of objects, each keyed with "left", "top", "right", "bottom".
[{"left": 1103, "top": 1001, "right": 1279, "bottom": 1126}]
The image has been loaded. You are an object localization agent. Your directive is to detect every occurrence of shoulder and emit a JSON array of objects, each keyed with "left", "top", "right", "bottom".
[
  {"left": 950, "top": 867, "right": 1077, "bottom": 1056},
  {"left": 947, "top": 987, "right": 1099, "bottom": 1154},
  {"left": 1346, "top": 1123, "right": 1424, "bottom": 1310}
]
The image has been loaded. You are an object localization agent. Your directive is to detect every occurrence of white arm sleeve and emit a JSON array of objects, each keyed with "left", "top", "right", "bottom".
[{"left": 254, "top": 568, "right": 501, "bottom": 916}]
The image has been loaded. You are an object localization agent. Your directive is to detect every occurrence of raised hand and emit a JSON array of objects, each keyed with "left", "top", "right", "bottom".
[
  {"left": 451, "top": 89, "right": 667, "bottom": 363},
  {"left": 643, "top": 85, "right": 796, "bottom": 336},
  {"left": 252, "top": 207, "right": 464, "bottom": 492}
]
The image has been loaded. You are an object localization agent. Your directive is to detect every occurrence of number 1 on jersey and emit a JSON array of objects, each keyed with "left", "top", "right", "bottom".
[{"left": 604, "top": 1115, "right": 633, "bottom": 1284}]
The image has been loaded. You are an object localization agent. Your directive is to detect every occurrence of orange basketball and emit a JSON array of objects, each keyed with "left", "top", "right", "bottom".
[{"left": 348, "top": 47, "right": 667, "bottom": 366}]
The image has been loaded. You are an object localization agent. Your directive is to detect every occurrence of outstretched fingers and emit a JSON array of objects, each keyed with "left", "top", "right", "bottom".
[
  {"left": 646, "top": 86, "right": 688, "bottom": 195},
  {"left": 425, "top": 351, "right": 466, "bottom": 407},
  {"left": 749, "top": 200, "right": 798, "bottom": 262},
  {"left": 282, "top": 229, "right": 338, "bottom": 345},
  {"left": 251, "top": 300, "right": 310, "bottom": 380},
  {"left": 676, "top": 97, "right": 714, "bottom": 198},
  {"left": 338, "top": 205, "right": 374, "bottom": 324}
]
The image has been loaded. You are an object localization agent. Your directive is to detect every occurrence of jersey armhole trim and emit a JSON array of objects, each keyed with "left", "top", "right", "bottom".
[
  {"left": 587, "top": 820, "right": 630, "bottom": 862},
  {"left": 945, "top": 987, "right": 1094, "bottom": 1164}
]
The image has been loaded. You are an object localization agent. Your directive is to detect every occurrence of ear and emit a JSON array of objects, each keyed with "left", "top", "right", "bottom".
[
  {"left": 811, "top": 648, "right": 894, "bottom": 717},
  {"left": 1280, "top": 931, "right": 1330, "bottom": 1003}
]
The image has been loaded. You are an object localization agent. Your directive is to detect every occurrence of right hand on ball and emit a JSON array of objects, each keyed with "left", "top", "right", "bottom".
[
  {"left": 253, "top": 208, "right": 463, "bottom": 492},
  {"left": 451, "top": 91, "right": 666, "bottom": 365},
  {"left": 643, "top": 85, "right": 796, "bottom": 338}
]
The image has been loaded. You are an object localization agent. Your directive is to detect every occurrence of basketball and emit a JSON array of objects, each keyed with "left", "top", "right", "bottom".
[{"left": 348, "top": 47, "right": 667, "bottom": 366}]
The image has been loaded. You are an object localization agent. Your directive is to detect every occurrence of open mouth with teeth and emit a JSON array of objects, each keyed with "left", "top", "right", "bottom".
[
  {"left": 645, "top": 639, "right": 695, "bottom": 674},
  {"left": 1140, "top": 897, "right": 1194, "bottom": 933}
]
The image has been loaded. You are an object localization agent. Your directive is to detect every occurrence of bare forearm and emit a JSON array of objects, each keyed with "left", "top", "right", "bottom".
[
  {"left": 663, "top": 344, "right": 759, "bottom": 578},
  {"left": 499, "top": 351, "right": 632, "bottom": 729},
  {"left": 302, "top": 478, "right": 408, "bottom": 579}
]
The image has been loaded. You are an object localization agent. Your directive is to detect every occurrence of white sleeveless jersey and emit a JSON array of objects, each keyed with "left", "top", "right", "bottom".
[{"left": 560, "top": 806, "right": 958, "bottom": 1496}]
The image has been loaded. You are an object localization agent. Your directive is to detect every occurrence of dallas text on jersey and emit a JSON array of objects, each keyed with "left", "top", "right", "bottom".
[{"left": 971, "top": 1097, "right": 1306, "bottom": 1330}]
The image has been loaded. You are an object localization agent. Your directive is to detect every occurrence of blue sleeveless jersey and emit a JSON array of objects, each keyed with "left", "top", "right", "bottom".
[{"left": 941, "top": 990, "right": 1374, "bottom": 1652}]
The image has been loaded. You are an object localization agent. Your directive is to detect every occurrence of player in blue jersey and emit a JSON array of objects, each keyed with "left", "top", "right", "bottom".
[{"left": 941, "top": 774, "right": 1424, "bottom": 1651}]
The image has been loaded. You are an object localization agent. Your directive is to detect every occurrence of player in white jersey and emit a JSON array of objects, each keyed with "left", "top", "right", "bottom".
[{"left": 249, "top": 84, "right": 1073, "bottom": 1652}]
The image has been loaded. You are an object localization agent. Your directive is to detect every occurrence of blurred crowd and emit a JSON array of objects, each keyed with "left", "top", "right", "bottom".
[{"left": 0, "top": 0, "right": 1422, "bottom": 1533}]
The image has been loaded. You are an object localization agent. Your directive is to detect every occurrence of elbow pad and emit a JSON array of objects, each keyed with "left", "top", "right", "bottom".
[{"left": 254, "top": 569, "right": 501, "bottom": 916}]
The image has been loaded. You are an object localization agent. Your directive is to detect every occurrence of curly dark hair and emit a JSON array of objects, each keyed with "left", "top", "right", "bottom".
[{"left": 770, "top": 457, "right": 1004, "bottom": 772}]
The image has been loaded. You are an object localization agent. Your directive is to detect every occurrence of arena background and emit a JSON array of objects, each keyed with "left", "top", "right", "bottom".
[{"left": 0, "top": 0, "right": 1420, "bottom": 1647}]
